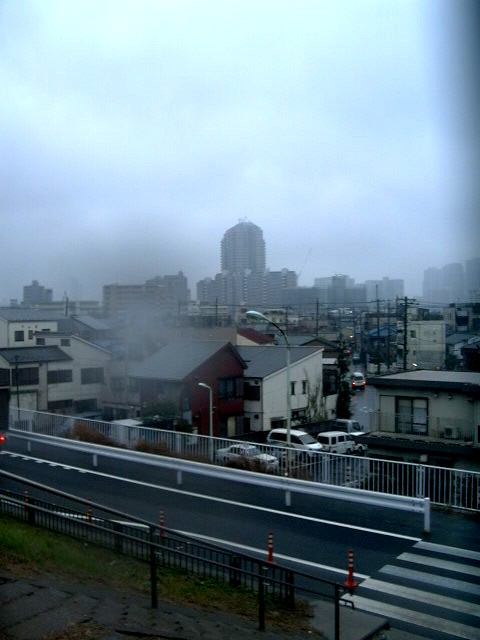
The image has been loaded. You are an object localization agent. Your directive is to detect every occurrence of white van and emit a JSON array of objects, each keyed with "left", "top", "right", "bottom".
[
  {"left": 316, "top": 431, "right": 361, "bottom": 454},
  {"left": 266, "top": 428, "right": 323, "bottom": 456}
]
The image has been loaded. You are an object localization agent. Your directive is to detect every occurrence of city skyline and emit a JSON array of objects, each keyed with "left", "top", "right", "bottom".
[
  {"left": 11, "top": 250, "right": 479, "bottom": 308},
  {"left": 1, "top": 2, "right": 478, "bottom": 304}
]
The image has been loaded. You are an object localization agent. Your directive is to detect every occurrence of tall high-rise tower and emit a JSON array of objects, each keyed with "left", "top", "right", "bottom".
[{"left": 221, "top": 220, "right": 266, "bottom": 274}]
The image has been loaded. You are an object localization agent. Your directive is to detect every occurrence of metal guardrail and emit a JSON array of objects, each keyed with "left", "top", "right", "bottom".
[
  {"left": 8, "top": 407, "right": 480, "bottom": 513},
  {"left": 0, "top": 468, "right": 350, "bottom": 636},
  {"left": 8, "top": 429, "right": 431, "bottom": 532}
]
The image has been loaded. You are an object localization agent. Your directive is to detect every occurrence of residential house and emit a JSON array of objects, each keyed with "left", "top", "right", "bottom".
[
  {"left": 237, "top": 345, "right": 325, "bottom": 433},
  {"left": 444, "top": 303, "right": 480, "bottom": 334},
  {"left": 446, "top": 333, "right": 480, "bottom": 370},
  {"left": 366, "top": 370, "right": 480, "bottom": 466},
  {"left": 0, "top": 308, "right": 72, "bottom": 348},
  {"left": 34, "top": 332, "right": 111, "bottom": 415},
  {"left": 128, "top": 341, "right": 247, "bottom": 437},
  {"left": 396, "top": 319, "right": 446, "bottom": 370},
  {"left": 0, "top": 330, "right": 111, "bottom": 421}
]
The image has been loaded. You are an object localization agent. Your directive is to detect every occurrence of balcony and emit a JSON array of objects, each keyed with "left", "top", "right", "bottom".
[{"left": 368, "top": 411, "right": 475, "bottom": 445}]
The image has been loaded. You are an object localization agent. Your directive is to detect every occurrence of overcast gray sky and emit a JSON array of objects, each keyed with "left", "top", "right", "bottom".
[{"left": 1, "top": 0, "right": 478, "bottom": 304}]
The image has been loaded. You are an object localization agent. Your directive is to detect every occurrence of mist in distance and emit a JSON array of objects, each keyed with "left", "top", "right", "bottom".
[{"left": 0, "top": 0, "right": 478, "bottom": 303}]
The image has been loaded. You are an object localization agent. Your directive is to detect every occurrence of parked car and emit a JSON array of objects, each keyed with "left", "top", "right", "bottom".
[
  {"left": 215, "top": 443, "right": 279, "bottom": 471},
  {"left": 0, "top": 432, "right": 5, "bottom": 445},
  {"left": 351, "top": 372, "right": 366, "bottom": 390},
  {"left": 266, "top": 428, "right": 323, "bottom": 457},
  {"left": 316, "top": 431, "right": 367, "bottom": 455}
]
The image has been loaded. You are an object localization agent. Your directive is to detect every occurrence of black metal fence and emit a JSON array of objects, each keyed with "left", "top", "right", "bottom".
[{"left": 0, "top": 468, "right": 351, "bottom": 636}]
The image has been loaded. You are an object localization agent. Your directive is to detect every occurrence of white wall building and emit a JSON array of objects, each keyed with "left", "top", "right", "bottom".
[{"left": 237, "top": 345, "right": 324, "bottom": 433}]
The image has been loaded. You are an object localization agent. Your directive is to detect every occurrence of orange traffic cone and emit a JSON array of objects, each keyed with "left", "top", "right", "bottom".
[{"left": 344, "top": 549, "right": 358, "bottom": 593}]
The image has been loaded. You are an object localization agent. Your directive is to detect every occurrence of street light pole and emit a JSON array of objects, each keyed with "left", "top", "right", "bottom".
[
  {"left": 198, "top": 382, "right": 213, "bottom": 460},
  {"left": 246, "top": 310, "right": 291, "bottom": 473}
]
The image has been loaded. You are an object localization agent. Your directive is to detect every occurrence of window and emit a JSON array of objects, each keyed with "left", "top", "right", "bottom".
[
  {"left": 396, "top": 397, "right": 428, "bottom": 435},
  {"left": 244, "top": 383, "right": 260, "bottom": 401},
  {"left": 12, "top": 367, "right": 39, "bottom": 386},
  {"left": 111, "top": 377, "right": 125, "bottom": 391},
  {"left": 14, "top": 331, "right": 24, "bottom": 342},
  {"left": 48, "top": 399, "right": 73, "bottom": 411},
  {"left": 128, "top": 378, "right": 139, "bottom": 392},
  {"left": 48, "top": 369, "right": 73, "bottom": 384},
  {"left": 60, "top": 338, "right": 70, "bottom": 347},
  {"left": 81, "top": 367, "right": 104, "bottom": 384},
  {"left": 74, "top": 399, "right": 98, "bottom": 413},
  {"left": 0, "top": 368, "right": 10, "bottom": 386},
  {"left": 36, "top": 337, "right": 45, "bottom": 346},
  {"left": 302, "top": 380, "right": 308, "bottom": 395},
  {"left": 218, "top": 377, "right": 243, "bottom": 399},
  {"left": 28, "top": 330, "right": 34, "bottom": 340},
  {"left": 290, "top": 381, "right": 296, "bottom": 396}
]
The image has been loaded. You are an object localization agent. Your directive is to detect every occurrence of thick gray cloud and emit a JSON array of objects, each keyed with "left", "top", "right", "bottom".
[{"left": 0, "top": 0, "right": 478, "bottom": 303}]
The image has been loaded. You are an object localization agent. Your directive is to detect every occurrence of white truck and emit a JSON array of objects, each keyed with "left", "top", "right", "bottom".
[{"left": 317, "top": 419, "right": 368, "bottom": 436}]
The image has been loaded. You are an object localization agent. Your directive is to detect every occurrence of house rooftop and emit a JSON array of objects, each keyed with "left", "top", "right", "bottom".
[
  {"left": 130, "top": 341, "right": 246, "bottom": 381},
  {"left": 368, "top": 370, "right": 480, "bottom": 394},
  {"left": 0, "top": 346, "right": 72, "bottom": 364},
  {"left": 237, "top": 345, "right": 322, "bottom": 378},
  {"left": 0, "top": 308, "right": 68, "bottom": 322}
]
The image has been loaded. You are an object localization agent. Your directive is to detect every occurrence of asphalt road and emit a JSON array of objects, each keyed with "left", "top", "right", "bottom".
[{"left": 1, "top": 433, "right": 479, "bottom": 640}]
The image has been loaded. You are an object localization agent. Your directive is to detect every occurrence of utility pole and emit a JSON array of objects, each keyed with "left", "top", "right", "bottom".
[
  {"left": 376, "top": 287, "right": 381, "bottom": 375},
  {"left": 402, "top": 296, "right": 416, "bottom": 370},
  {"left": 386, "top": 301, "right": 391, "bottom": 371}
]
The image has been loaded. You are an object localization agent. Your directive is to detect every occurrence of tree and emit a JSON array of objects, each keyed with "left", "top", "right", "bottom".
[
  {"left": 140, "top": 399, "right": 193, "bottom": 433},
  {"left": 335, "top": 341, "right": 353, "bottom": 419},
  {"left": 140, "top": 400, "right": 177, "bottom": 429},
  {"left": 303, "top": 373, "right": 326, "bottom": 423}
]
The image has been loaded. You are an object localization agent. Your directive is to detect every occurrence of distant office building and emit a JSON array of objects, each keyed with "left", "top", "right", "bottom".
[
  {"left": 423, "top": 267, "right": 445, "bottom": 304},
  {"left": 264, "top": 269, "right": 297, "bottom": 306},
  {"left": 221, "top": 220, "right": 266, "bottom": 274},
  {"left": 365, "top": 278, "right": 404, "bottom": 306},
  {"left": 442, "top": 263, "right": 465, "bottom": 301},
  {"left": 328, "top": 275, "right": 366, "bottom": 307},
  {"left": 423, "top": 263, "right": 466, "bottom": 304},
  {"left": 197, "top": 221, "right": 296, "bottom": 310},
  {"left": 103, "top": 273, "right": 189, "bottom": 318},
  {"left": 313, "top": 277, "right": 331, "bottom": 304},
  {"left": 465, "top": 258, "right": 480, "bottom": 301},
  {"left": 22, "top": 280, "right": 53, "bottom": 306}
]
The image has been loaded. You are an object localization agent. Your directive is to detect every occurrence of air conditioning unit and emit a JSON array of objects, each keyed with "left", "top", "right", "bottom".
[{"left": 444, "top": 426, "right": 459, "bottom": 439}]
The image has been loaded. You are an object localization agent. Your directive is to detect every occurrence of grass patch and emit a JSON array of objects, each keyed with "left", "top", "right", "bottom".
[{"left": 0, "top": 515, "right": 318, "bottom": 634}]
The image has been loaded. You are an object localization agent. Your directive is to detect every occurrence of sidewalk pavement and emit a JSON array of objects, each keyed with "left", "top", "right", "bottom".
[{"left": 0, "top": 568, "right": 423, "bottom": 640}]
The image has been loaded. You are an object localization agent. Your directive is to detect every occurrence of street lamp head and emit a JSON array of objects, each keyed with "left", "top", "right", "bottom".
[
  {"left": 197, "top": 382, "right": 211, "bottom": 390},
  {"left": 246, "top": 310, "right": 268, "bottom": 322}
]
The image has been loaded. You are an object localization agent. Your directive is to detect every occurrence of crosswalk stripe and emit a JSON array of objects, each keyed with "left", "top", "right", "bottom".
[
  {"left": 380, "top": 564, "right": 480, "bottom": 596},
  {"left": 359, "top": 577, "right": 480, "bottom": 617},
  {"left": 398, "top": 552, "right": 480, "bottom": 577},
  {"left": 415, "top": 541, "right": 480, "bottom": 562},
  {"left": 342, "top": 594, "right": 480, "bottom": 640}
]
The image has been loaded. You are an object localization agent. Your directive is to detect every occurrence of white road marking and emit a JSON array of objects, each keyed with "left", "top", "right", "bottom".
[
  {"left": 380, "top": 564, "right": 480, "bottom": 596},
  {"left": 415, "top": 540, "right": 480, "bottom": 562},
  {"left": 0, "top": 451, "right": 422, "bottom": 542},
  {"left": 358, "top": 577, "right": 480, "bottom": 617},
  {"left": 398, "top": 552, "right": 480, "bottom": 577},
  {"left": 341, "top": 595, "right": 480, "bottom": 640}
]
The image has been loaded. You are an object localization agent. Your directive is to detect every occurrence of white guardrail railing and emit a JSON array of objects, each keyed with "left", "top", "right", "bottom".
[
  {"left": 5, "top": 409, "right": 438, "bottom": 532},
  {"left": 8, "top": 429, "right": 431, "bottom": 534},
  {"left": 8, "top": 408, "right": 480, "bottom": 516}
]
